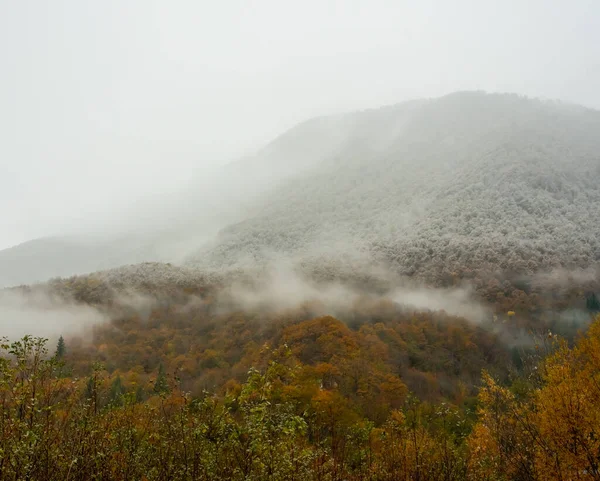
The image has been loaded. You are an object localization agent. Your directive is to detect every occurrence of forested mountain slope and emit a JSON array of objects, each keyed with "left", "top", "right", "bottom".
[
  {"left": 2, "top": 91, "right": 600, "bottom": 288},
  {"left": 191, "top": 92, "right": 600, "bottom": 281},
  {"left": 3, "top": 264, "right": 600, "bottom": 480},
  {"left": 0, "top": 109, "right": 355, "bottom": 287}
]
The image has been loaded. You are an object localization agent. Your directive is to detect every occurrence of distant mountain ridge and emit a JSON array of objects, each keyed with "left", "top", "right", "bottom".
[{"left": 2, "top": 91, "right": 600, "bottom": 287}]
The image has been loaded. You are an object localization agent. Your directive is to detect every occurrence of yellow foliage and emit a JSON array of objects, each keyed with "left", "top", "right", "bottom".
[{"left": 469, "top": 315, "right": 600, "bottom": 481}]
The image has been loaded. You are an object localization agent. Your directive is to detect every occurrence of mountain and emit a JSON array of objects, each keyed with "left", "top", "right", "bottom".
[
  {"left": 2, "top": 91, "right": 600, "bottom": 287},
  {"left": 188, "top": 92, "right": 600, "bottom": 281},
  {"left": 0, "top": 114, "right": 351, "bottom": 288},
  {"left": 0, "top": 234, "right": 190, "bottom": 288}
]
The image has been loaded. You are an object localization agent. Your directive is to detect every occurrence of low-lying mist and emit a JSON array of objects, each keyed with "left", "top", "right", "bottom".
[
  {"left": 2, "top": 258, "right": 598, "bottom": 349},
  {"left": 0, "top": 289, "right": 107, "bottom": 343},
  {"left": 0, "top": 260, "right": 493, "bottom": 342},
  {"left": 216, "top": 261, "right": 490, "bottom": 321}
]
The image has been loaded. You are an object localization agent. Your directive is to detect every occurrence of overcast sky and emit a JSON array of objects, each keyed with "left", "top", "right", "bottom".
[{"left": 1, "top": 0, "right": 598, "bottom": 250}]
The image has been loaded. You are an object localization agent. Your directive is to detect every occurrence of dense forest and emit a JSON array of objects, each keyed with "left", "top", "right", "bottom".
[
  {"left": 2, "top": 263, "right": 600, "bottom": 480},
  {"left": 189, "top": 93, "right": 600, "bottom": 279}
]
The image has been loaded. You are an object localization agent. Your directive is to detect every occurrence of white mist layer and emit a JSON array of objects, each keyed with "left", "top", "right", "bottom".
[
  {"left": 218, "top": 262, "right": 488, "bottom": 321},
  {"left": 0, "top": 290, "right": 107, "bottom": 342}
]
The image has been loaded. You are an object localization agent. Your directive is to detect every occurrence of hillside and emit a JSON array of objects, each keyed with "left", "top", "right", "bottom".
[
  {"left": 0, "top": 113, "right": 346, "bottom": 288},
  {"left": 2, "top": 91, "right": 600, "bottom": 289},
  {"left": 190, "top": 92, "right": 600, "bottom": 282},
  {"left": 3, "top": 261, "right": 600, "bottom": 479}
]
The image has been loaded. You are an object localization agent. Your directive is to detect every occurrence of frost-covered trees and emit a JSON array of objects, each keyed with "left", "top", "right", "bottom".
[{"left": 189, "top": 92, "right": 600, "bottom": 280}]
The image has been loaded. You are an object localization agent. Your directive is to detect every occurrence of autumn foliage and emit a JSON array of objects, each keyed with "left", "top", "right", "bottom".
[{"left": 2, "top": 276, "right": 600, "bottom": 480}]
